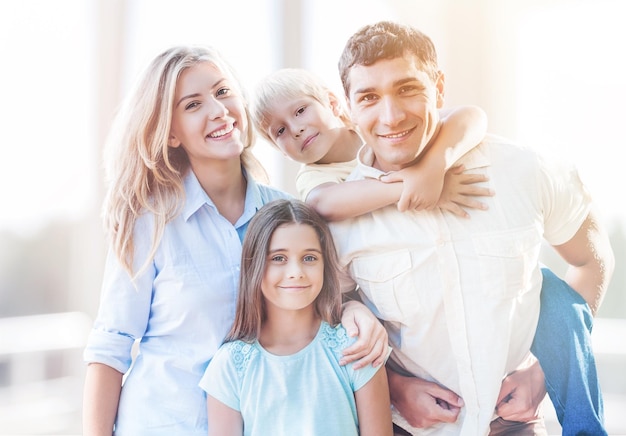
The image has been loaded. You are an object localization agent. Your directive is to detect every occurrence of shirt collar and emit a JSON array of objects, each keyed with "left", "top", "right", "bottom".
[
  {"left": 181, "top": 168, "right": 265, "bottom": 226},
  {"left": 236, "top": 171, "right": 265, "bottom": 228},
  {"left": 181, "top": 170, "right": 209, "bottom": 221}
]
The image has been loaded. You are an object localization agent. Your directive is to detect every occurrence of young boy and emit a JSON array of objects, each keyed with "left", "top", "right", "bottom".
[{"left": 252, "top": 68, "right": 492, "bottom": 221}]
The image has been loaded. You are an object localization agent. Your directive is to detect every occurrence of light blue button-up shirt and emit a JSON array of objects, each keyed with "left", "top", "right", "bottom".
[{"left": 84, "top": 170, "right": 290, "bottom": 435}]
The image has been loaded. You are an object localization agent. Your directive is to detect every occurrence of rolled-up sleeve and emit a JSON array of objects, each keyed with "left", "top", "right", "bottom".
[{"left": 83, "top": 218, "right": 155, "bottom": 374}]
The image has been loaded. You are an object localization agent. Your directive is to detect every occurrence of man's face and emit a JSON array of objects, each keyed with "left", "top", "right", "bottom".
[{"left": 347, "top": 55, "right": 444, "bottom": 172}]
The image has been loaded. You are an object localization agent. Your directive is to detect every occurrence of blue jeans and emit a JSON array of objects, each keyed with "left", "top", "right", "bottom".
[{"left": 531, "top": 268, "right": 606, "bottom": 436}]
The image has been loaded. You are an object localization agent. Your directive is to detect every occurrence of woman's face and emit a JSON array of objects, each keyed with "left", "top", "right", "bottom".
[{"left": 168, "top": 62, "right": 248, "bottom": 167}]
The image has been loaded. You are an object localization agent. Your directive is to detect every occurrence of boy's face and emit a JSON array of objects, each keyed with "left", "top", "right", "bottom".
[
  {"left": 263, "top": 95, "right": 345, "bottom": 164},
  {"left": 347, "top": 55, "right": 444, "bottom": 172}
]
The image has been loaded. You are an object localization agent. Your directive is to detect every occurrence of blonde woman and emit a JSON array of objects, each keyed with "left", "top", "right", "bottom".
[{"left": 82, "top": 45, "right": 388, "bottom": 436}]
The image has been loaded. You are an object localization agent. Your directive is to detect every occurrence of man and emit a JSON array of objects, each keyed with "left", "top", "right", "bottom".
[{"left": 331, "top": 21, "right": 614, "bottom": 435}]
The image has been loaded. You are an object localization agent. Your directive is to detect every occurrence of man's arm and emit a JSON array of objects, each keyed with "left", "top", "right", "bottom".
[
  {"left": 496, "top": 209, "right": 614, "bottom": 421},
  {"left": 495, "top": 355, "right": 546, "bottom": 422},
  {"left": 386, "top": 366, "right": 464, "bottom": 429},
  {"left": 552, "top": 210, "right": 615, "bottom": 315}
]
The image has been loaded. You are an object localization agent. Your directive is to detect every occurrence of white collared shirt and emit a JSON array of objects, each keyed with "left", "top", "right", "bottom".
[{"left": 329, "top": 134, "right": 591, "bottom": 435}]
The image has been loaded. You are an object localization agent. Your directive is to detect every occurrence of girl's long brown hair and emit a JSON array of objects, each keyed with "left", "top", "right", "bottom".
[{"left": 224, "top": 199, "right": 342, "bottom": 343}]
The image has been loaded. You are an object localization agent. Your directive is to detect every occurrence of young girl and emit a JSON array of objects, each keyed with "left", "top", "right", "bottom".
[
  {"left": 82, "top": 46, "right": 388, "bottom": 436},
  {"left": 200, "top": 199, "right": 393, "bottom": 436},
  {"left": 252, "top": 68, "right": 492, "bottom": 221}
]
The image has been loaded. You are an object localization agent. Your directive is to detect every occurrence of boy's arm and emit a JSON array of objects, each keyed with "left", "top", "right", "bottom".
[
  {"left": 436, "top": 105, "right": 488, "bottom": 168},
  {"left": 382, "top": 105, "right": 488, "bottom": 212},
  {"left": 305, "top": 106, "right": 488, "bottom": 221},
  {"left": 306, "top": 180, "right": 403, "bottom": 222},
  {"left": 355, "top": 369, "right": 393, "bottom": 436}
]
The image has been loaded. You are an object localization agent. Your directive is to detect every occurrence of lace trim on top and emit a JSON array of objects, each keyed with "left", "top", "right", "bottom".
[{"left": 228, "top": 323, "right": 349, "bottom": 376}]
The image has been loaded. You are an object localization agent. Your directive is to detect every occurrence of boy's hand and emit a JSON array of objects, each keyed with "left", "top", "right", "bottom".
[
  {"left": 438, "top": 165, "right": 493, "bottom": 217},
  {"left": 380, "top": 164, "right": 443, "bottom": 212}
]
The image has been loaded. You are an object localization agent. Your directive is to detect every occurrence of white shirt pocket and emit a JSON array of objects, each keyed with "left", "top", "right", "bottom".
[
  {"left": 471, "top": 226, "right": 541, "bottom": 299},
  {"left": 351, "top": 250, "right": 419, "bottom": 323}
]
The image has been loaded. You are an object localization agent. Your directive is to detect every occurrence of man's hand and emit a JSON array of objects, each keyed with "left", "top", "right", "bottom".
[
  {"left": 387, "top": 368, "right": 464, "bottom": 428},
  {"left": 340, "top": 300, "right": 388, "bottom": 369},
  {"left": 496, "top": 357, "right": 547, "bottom": 422}
]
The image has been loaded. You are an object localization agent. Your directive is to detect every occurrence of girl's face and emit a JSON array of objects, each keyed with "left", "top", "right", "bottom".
[
  {"left": 168, "top": 62, "right": 248, "bottom": 167},
  {"left": 261, "top": 223, "right": 324, "bottom": 314},
  {"left": 264, "top": 95, "right": 345, "bottom": 165}
]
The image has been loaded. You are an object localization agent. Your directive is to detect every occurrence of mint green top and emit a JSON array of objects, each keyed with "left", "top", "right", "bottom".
[{"left": 200, "top": 322, "right": 383, "bottom": 435}]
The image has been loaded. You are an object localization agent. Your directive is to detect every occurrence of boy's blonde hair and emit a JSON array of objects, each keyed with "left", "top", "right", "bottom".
[
  {"left": 103, "top": 45, "right": 267, "bottom": 277},
  {"left": 252, "top": 68, "right": 352, "bottom": 145}
]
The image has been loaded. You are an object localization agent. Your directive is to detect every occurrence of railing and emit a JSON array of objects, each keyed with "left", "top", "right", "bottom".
[
  {"left": 0, "top": 312, "right": 92, "bottom": 435},
  {"left": 0, "top": 313, "right": 624, "bottom": 435}
]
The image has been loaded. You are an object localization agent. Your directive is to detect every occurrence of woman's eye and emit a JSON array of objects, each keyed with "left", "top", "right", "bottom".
[
  {"left": 303, "top": 255, "right": 318, "bottom": 262},
  {"left": 216, "top": 87, "right": 231, "bottom": 97},
  {"left": 271, "top": 255, "right": 286, "bottom": 262},
  {"left": 185, "top": 101, "right": 200, "bottom": 110}
]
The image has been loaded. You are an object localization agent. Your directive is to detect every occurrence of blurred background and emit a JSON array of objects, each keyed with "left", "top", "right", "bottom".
[{"left": 0, "top": 0, "right": 624, "bottom": 434}]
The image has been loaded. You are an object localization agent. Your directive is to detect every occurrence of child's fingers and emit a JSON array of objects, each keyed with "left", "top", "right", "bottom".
[
  {"left": 379, "top": 172, "right": 402, "bottom": 183},
  {"left": 439, "top": 203, "right": 469, "bottom": 218},
  {"left": 458, "top": 173, "right": 489, "bottom": 185},
  {"left": 458, "top": 185, "right": 494, "bottom": 197},
  {"left": 454, "top": 196, "right": 489, "bottom": 211}
]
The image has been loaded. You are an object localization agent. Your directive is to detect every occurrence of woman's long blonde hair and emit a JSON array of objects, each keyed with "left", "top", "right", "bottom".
[{"left": 102, "top": 45, "right": 267, "bottom": 277}]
